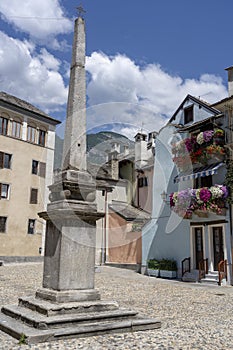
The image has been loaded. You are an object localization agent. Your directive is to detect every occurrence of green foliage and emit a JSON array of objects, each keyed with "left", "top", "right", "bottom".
[
  {"left": 159, "top": 259, "right": 177, "bottom": 271},
  {"left": 225, "top": 160, "right": 233, "bottom": 204},
  {"left": 148, "top": 258, "right": 177, "bottom": 271},
  {"left": 147, "top": 259, "right": 160, "bottom": 270},
  {"left": 18, "top": 333, "right": 27, "bottom": 345}
]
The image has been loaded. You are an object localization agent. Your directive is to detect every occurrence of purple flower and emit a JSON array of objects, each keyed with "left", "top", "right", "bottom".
[
  {"left": 221, "top": 186, "right": 229, "bottom": 199},
  {"left": 199, "top": 188, "right": 211, "bottom": 202},
  {"left": 203, "top": 130, "right": 214, "bottom": 143}
]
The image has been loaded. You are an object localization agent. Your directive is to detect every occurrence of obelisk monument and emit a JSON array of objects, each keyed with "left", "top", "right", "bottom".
[{"left": 38, "top": 11, "right": 102, "bottom": 300}]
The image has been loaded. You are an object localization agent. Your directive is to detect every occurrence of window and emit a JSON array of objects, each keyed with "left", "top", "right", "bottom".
[
  {"left": 27, "top": 126, "right": 36, "bottom": 143},
  {"left": 38, "top": 129, "right": 46, "bottom": 146},
  {"left": 138, "top": 177, "right": 148, "bottom": 188},
  {"left": 0, "top": 183, "right": 10, "bottom": 199},
  {"left": 194, "top": 175, "right": 212, "bottom": 189},
  {"left": 12, "top": 120, "right": 21, "bottom": 138},
  {"left": 0, "top": 152, "right": 12, "bottom": 169},
  {"left": 0, "top": 117, "right": 8, "bottom": 136},
  {"left": 30, "top": 188, "right": 38, "bottom": 204},
  {"left": 184, "top": 106, "right": 194, "bottom": 124},
  {"left": 32, "top": 160, "right": 46, "bottom": 177},
  {"left": 0, "top": 217, "right": 7, "bottom": 233},
  {"left": 32, "top": 160, "right": 39, "bottom": 175},
  {"left": 28, "top": 219, "right": 36, "bottom": 234}
]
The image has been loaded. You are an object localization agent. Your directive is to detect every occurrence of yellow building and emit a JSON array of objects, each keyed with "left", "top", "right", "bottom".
[{"left": 0, "top": 92, "right": 60, "bottom": 260}]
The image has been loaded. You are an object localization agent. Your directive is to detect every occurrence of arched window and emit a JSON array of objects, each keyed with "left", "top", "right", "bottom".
[
  {"left": 27, "top": 125, "right": 36, "bottom": 143},
  {"left": 0, "top": 116, "right": 9, "bottom": 136},
  {"left": 12, "top": 117, "right": 22, "bottom": 138},
  {"left": 38, "top": 129, "right": 46, "bottom": 146}
]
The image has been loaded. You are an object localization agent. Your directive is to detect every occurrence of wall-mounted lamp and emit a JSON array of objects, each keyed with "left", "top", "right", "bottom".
[{"left": 160, "top": 190, "right": 167, "bottom": 202}]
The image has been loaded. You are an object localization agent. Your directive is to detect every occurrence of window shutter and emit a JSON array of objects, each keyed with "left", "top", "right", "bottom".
[
  {"left": 30, "top": 188, "right": 38, "bottom": 204},
  {"left": 39, "top": 162, "right": 46, "bottom": 178},
  {"left": 0, "top": 152, "right": 3, "bottom": 169}
]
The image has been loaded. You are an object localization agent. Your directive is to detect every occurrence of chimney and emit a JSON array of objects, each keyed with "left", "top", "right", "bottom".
[
  {"left": 111, "top": 142, "right": 120, "bottom": 154},
  {"left": 108, "top": 150, "right": 119, "bottom": 180},
  {"left": 225, "top": 66, "right": 233, "bottom": 97},
  {"left": 134, "top": 131, "right": 149, "bottom": 169}
]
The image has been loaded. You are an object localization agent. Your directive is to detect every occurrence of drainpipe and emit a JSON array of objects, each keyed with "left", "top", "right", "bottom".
[{"left": 101, "top": 189, "right": 108, "bottom": 265}]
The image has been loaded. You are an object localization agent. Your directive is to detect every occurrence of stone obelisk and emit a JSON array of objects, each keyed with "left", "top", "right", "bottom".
[
  {"left": 38, "top": 14, "right": 102, "bottom": 300},
  {"left": 62, "top": 15, "right": 87, "bottom": 172},
  {"left": 0, "top": 11, "right": 161, "bottom": 344}
]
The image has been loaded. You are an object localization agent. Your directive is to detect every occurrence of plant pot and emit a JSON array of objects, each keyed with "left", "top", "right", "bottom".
[
  {"left": 216, "top": 208, "right": 227, "bottom": 216},
  {"left": 184, "top": 213, "right": 192, "bottom": 219},
  {"left": 160, "top": 270, "right": 177, "bottom": 279},
  {"left": 195, "top": 210, "right": 208, "bottom": 218},
  {"left": 147, "top": 268, "right": 160, "bottom": 277}
]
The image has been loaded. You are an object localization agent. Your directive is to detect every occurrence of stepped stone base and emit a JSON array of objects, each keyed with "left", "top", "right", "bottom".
[{"left": 0, "top": 291, "right": 161, "bottom": 344}]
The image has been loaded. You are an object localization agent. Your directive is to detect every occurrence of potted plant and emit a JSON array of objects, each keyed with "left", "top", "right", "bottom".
[
  {"left": 159, "top": 259, "right": 177, "bottom": 279},
  {"left": 147, "top": 259, "right": 160, "bottom": 277}
]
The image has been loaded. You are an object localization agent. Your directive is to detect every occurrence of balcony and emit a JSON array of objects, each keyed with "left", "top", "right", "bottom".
[
  {"left": 170, "top": 185, "right": 228, "bottom": 219},
  {"left": 172, "top": 129, "right": 225, "bottom": 172}
]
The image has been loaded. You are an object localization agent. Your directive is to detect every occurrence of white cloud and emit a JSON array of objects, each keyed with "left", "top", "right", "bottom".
[
  {"left": 0, "top": 0, "right": 72, "bottom": 43},
  {"left": 0, "top": 32, "right": 68, "bottom": 113},
  {"left": 86, "top": 52, "right": 228, "bottom": 132}
]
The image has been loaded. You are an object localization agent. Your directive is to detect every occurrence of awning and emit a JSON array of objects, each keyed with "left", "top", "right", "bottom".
[{"left": 174, "top": 162, "right": 224, "bottom": 183}]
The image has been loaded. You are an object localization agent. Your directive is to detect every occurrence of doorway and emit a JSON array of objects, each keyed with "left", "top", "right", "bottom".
[
  {"left": 212, "top": 226, "right": 224, "bottom": 271},
  {"left": 194, "top": 227, "right": 204, "bottom": 269}
]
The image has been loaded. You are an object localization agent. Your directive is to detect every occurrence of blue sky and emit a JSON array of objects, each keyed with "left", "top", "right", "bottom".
[{"left": 0, "top": 0, "right": 232, "bottom": 137}]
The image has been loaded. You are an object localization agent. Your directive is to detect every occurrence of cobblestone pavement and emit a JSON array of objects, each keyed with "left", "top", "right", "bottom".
[{"left": 0, "top": 263, "right": 233, "bottom": 350}]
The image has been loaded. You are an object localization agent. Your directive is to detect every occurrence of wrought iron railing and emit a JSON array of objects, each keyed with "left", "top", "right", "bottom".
[
  {"left": 198, "top": 258, "right": 208, "bottom": 281},
  {"left": 218, "top": 259, "right": 227, "bottom": 286},
  {"left": 181, "top": 257, "right": 191, "bottom": 277}
]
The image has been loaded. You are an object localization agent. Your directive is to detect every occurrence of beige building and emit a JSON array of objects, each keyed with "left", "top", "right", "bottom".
[{"left": 0, "top": 92, "right": 60, "bottom": 260}]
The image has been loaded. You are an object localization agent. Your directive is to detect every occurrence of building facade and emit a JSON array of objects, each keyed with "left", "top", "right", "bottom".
[
  {"left": 142, "top": 72, "right": 233, "bottom": 284},
  {"left": 0, "top": 92, "right": 60, "bottom": 259}
]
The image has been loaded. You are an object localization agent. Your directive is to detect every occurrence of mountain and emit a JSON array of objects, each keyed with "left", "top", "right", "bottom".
[{"left": 54, "top": 131, "right": 134, "bottom": 169}]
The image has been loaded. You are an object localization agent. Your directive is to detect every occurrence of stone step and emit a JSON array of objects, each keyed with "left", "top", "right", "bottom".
[
  {"left": 0, "top": 312, "right": 161, "bottom": 344},
  {"left": 200, "top": 278, "right": 219, "bottom": 285},
  {"left": 2, "top": 304, "right": 138, "bottom": 330},
  {"left": 204, "top": 274, "right": 218, "bottom": 281},
  {"left": 19, "top": 296, "right": 119, "bottom": 316},
  {"left": 182, "top": 273, "right": 198, "bottom": 282}
]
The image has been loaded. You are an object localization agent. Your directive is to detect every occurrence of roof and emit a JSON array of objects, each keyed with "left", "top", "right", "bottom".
[
  {"left": 109, "top": 200, "right": 150, "bottom": 221},
  {"left": 0, "top": 91, "right": 61, "bottom": 125},
  {"left": 211, "top": 95, "right": 233, "bottom": 107},
  {"left": 169, "top": 94, "right": 221, "bottom": 123}
]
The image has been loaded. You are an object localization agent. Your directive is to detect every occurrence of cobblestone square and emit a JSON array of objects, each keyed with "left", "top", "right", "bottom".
[{"left": 0, "top": 263, "right": 233, "bottom": 349}]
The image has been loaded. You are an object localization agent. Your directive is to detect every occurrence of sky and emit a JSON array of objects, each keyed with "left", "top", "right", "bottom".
[{"left": 0, "top": 0, "right": 232, "bottom": 138}]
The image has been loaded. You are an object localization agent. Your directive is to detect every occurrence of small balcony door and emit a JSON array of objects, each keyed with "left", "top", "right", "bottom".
[
  {"left": 213, "top": 226, "right": 224, "bottom": 271},
  {"left": 194, "top": 227, "right": 204, "bottom": 269}
]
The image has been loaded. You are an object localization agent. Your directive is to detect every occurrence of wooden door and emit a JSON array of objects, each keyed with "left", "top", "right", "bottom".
[
  {"left": 194, "top": 227, "right": 204, "bottom": 269},
  {"left": 213, "top": 227, "right": 224, "bottom": 271}
]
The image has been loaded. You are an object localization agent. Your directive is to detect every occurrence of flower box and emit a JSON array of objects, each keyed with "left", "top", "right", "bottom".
[
  {"left": 160, "top": 270, "right": 177, "bottom": 279},
  {"left": 195, "top": 210, "right": 208, "bottom": 218},
  {"left": 147, "top": 268, "right": 160, "bottom": 277},
  {"left": 170, "top": 185, "right": 229, "bottom": 218},
  {"left": 216, "top": 208, "right": 227, "bottom": 216}
]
